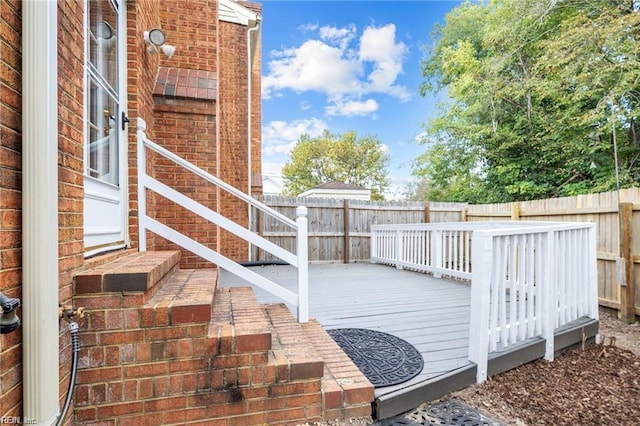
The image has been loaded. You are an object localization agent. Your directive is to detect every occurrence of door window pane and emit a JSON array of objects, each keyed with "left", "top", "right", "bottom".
[
  {"left": 88, "top": 0, "right": 118, "bottom": 91},
  {"left": 87, "top": 77, "right": 119, "bottom": 185},
  {"left": 86, "top": 0, "right": 120, "bottom": 186}
]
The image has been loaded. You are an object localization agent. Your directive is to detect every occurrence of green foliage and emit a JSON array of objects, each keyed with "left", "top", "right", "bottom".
[
  {"left": 412, "top": 0, "right": 640, "bottom": 203},
  {"left": 281, "top": 130, "right": 390, "bottom": 200}
]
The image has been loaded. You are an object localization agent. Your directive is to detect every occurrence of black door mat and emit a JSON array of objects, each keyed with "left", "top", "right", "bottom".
[
  {"left": 327, "top": 328, "right": 424, "bottom": 388},
  {"left": 374, "top": 399, "right": 505, "bottom": 426}
]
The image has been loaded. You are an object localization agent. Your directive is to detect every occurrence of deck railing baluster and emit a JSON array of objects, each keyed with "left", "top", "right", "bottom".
[{"left": 370, "top": 221, "right": 597, "bottom": 383}]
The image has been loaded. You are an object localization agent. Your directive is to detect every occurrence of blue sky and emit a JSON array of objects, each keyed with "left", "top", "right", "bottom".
[{"left": 260, "top": 0, "right": 464, "bottom": 198}]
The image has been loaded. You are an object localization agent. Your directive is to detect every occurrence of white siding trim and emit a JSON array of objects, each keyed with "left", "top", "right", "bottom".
[{"left": 219, "top": 0, "right": 258, "bottom": 25}]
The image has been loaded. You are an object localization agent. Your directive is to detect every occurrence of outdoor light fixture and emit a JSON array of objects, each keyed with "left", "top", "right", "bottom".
[{"left": 144, "top": 28, "right": 176, "bottom": 59}]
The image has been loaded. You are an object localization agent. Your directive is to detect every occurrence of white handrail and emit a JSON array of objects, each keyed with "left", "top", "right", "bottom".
[
  {"left": 136, "top": 117, "right": 309, "bottom": 322},
  {"left": 143, "top": 175, "right": 298, "bottom": 265},
  {"left": 143, "top": 136, "right": 298, "bottom": 229}
]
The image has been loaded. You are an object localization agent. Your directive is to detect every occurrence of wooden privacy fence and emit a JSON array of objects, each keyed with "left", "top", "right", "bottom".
[
  {"left": 456, "top": 189, "right": 640, "bottom": 323},
  {"left": 251, "top": 196, "right": 428, "bottom": 263},
  {"left": 253, "top": 189, "right": 640, "bottom": 321}
]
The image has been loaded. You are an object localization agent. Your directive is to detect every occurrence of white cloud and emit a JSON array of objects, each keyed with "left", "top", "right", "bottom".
[
  {"left": 262, "top": 22, "right": 411, "bottom": 116},
  {"left": 359, "top": 24, "right": 410, "bottom": 101},
  {"left": 325, "top": 99, "right": 379, "bottom": 117},
  {"left": 263, "top": 40, "right": 363, "bottom": 100},
  {"left": 262, "top": 118, "right": 328, "bottom": 156},
  {"left": 319, "top": 24, "right": 357, "bottom": 50}
]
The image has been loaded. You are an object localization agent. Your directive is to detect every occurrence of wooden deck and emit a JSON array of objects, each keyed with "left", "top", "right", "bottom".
[{"left": 220, "top": 262, "right": 598, "bottom": 419}]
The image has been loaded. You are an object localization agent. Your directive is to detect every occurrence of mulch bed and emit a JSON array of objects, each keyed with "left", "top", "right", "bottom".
[{"left": 458, "top": 343, "right": 640, "bottom": 425}]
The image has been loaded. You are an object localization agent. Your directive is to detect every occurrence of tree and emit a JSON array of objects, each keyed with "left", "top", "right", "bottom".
[
  {"left": 281, "top": 130, "right": 390, "bottom": 200},
  {"left": 413, "top": 0, "right": 640, "bottom": 203}
]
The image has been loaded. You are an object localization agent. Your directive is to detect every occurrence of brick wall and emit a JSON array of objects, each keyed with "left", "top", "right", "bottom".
[
  {"left": 136, "top": 0, "right": 262, "bottom": 265},
  {"left": 150, "top": 97, "right": 218, "bottom": 268},
  {"left": 134, "top": 0, "right": 221, "bottom": 268},
  {"left": 0, "top": 0, "right": 23, "bottom": 417},
  {"left": 244, "top": 1, "right": 263, "bottom": 198},
  {"left": 126, "top": 0, "right": 162, "bottom": 251},
  {"left": 217, "top": 17, "right": 252, "bottom": 261},
  {"left": 157, "top": 0, "right": 217, "bottom": 72},
  {"left": 57, "top": 0, "right": 88, "bottom": 423}
]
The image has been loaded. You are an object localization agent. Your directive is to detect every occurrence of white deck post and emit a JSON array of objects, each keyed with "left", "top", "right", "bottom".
[
  {"left": 468, "top": 232, "right": 493, "bottom": 383},
  {"left": 296, "top": 206, "right": 309, "bottom": 322},
  {"left": 542, "top": 230, "right": 557, "bottom": 361},
  {"left": 587, "top": 225, "right": 600, "bottom": 341},
  {"left": 432, "top": 229, "right": 442, "bottom": 278},
  {"left": 395, "top": 229, "right": 403, "bottom": 269},
  {"left": 137, "top": 118, "right": 147, "bottom": 251},
  {"left": 370, "top": 226, "right": 378, "bottom": 263}
]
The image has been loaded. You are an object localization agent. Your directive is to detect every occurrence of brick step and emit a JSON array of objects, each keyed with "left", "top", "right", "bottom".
[
  {"left": 263, "top": 303, "right": 325, "bottom": 382},
  {"left": 301, "top": 320, "right": 375, "bottom": 421},
  {"left": 75, "top": 250, "right": 181, "bottom": 299},
  {"left": 142, "top": 268, "right": 218, "bottom": 325},
  {"left": 208, "top": 287, "right": 272, "bottom": 356}
]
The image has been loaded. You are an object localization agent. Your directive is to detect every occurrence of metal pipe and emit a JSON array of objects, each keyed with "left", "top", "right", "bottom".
[
  {"left": 22, "top": 0, "right": 60, "bottom": 423},
  {"left": 247, "top": 16, "right": 261, "bottom": 259}
]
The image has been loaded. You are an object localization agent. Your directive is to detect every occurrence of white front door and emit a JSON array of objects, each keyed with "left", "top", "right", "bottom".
[{"left": 83, "top": 0, "right": 128, "bottom": 256}]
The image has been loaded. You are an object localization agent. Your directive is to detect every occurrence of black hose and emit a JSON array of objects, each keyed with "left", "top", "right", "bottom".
[{"left": 56, "top": 321, "right": 79, "bottom": 426}]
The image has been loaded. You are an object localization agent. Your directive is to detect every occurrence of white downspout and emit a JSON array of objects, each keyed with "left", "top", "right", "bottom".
[
  {"left": 22, "top": 1, "right": 60, "bottom": 424},
  {"left": 247, "top": 16, "right": 261, "bottom": 259}
]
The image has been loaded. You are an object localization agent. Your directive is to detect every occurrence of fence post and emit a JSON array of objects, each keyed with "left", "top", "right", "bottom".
[
  {"left": 424, "top": 202, "right": 430, "bottom": 223},
  {"left": 296, "top": 206, "right": 309, "bottom": 323},
  {"left": 542, "top": 231, "right": 556, "bottom": 361},
  {"left": 511, "top": 203, "right": 521, "bottom": 220},
  {"left": 137, "top": 117, "right": 147, "bottom": 252},
  {"left": 469, "top": 232, "right": 492, "bottom": 383},
  {"left": 344, "top": 199, "right": 350, "bottom": 264},
  {"left": 619, "top": 202, "right": 635, "bottom": 323}
]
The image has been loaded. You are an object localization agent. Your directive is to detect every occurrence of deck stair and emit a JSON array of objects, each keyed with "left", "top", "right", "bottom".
[{"left": 72, "top": 250, "right": 374, "bottom": 424}]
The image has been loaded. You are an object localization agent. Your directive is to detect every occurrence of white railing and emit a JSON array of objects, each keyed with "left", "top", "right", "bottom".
[
  {"left": 371, "top": 221, "right": 598, "bottom": 383},
  {"left": 371, "top": 222, "right": 515, "bottom": 280},
  {"left": 136, "top": 118, "right": 309, "bottom": 322}
]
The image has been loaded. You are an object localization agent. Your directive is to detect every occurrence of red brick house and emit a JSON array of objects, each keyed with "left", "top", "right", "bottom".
[{"left": 0, "top": 0, "right": 373, "bottom": 424}]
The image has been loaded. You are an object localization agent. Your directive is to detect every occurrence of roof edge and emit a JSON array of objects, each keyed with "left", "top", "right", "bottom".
[{"left": 219, "top": 0, "right": 260, "bottom": 25}]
